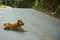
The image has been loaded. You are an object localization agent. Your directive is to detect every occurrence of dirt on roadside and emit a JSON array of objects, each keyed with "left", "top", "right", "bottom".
[{"left": 35, "top": 8, "right": 60, "bottom": 20}]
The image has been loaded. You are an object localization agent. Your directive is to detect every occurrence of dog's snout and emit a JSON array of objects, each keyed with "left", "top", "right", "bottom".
[{"left": 21, "top": 23, "right": 24, "bottom": 25}]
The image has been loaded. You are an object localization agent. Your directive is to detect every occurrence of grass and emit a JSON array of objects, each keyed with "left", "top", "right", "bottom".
[{"left": 0, "top": 4, "right": 11, "bottom": 8}]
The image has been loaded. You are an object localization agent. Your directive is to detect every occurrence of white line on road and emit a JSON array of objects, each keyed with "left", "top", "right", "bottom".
[{"left": 13, "top": 9, "right": 53, "bottom": 40}]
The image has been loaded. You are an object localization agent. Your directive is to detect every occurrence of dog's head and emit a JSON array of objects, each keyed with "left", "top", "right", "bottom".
[{"left": 17, "top": 19, "right": 24, "bottom": 25}]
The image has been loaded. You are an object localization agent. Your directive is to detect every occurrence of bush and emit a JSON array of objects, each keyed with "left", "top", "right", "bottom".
[{"left": 54, "top": 7, "right": 60, "bottom": 15}]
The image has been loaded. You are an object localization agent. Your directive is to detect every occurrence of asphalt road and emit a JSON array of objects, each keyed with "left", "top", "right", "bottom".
[{"left": 0, "top": 8, "right": 60, "bottom": 40}]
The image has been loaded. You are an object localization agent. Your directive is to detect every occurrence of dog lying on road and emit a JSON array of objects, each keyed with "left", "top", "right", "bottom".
[{"left": 4, "top": 19, "right": 27, "bottom": 32}]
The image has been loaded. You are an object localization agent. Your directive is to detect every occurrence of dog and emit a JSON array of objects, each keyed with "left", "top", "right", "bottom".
[{"left": 4, "top": 19, "right": 27, "bottom": 32}]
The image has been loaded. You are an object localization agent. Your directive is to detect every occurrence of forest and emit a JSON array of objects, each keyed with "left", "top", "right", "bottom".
[{"left": 0, "top": 0, "right": 60, "bottom": 18}]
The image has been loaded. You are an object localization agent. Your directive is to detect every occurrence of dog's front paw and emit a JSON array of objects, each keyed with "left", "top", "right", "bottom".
[{"left": 19, "top": 29, "right": 27, "bottom": 32}]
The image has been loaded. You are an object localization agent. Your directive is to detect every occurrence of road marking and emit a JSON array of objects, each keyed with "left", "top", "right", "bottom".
[{"left": 13, "top": 9, "right": 53, "bottom": 40}]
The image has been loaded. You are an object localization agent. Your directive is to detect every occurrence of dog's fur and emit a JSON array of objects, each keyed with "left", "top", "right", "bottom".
[{"left": 4, "top": 19, "right": 27, "bottom": 32}]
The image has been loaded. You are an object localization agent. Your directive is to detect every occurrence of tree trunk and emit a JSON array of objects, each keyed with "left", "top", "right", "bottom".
[
  {"left": 40, "top": 0, "right": 45, "bottom": 8},
  {"left": 5, "top": 0, "right": 8, "bottom": 5}
]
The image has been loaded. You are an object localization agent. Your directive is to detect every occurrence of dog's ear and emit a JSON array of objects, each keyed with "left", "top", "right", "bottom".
[{"left": 18, "top": 20, "right": 20, "bottom": 22}]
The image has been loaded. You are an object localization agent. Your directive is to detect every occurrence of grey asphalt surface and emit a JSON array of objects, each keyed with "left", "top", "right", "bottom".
[{"left": 0, "top": 8, "right": 60, "bottom": 40}]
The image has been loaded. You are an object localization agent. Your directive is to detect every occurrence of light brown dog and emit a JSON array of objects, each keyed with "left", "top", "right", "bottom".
[{"left": 4, "top": 19, "right": 27, "bottom": 32}]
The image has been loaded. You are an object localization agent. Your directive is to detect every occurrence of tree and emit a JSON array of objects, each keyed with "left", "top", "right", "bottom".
[{"left": 40, "top": 0, "right": 46, "bottom": 8}]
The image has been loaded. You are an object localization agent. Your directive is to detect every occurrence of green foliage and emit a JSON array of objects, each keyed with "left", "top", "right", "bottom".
[
  {"left": 0, "top": 0, "right": 3, "bottom": 4},
  {"left": 54, "top": 7, "right": 60, "bottom": 15},
  {"left": 15, "top": 0, "right": 36, "bottom": 8},
  {"left": 27, "top": 1, "right": 35, "bottom": 8},
  {"left": 45, "top": 1, "right": 50, "bottom": 8},
  {"left": 32, "top": 0, "right": 38, "bottom": 8},
  {"left": 0, "top": 0, "right": 39, "bottom": 8}
]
